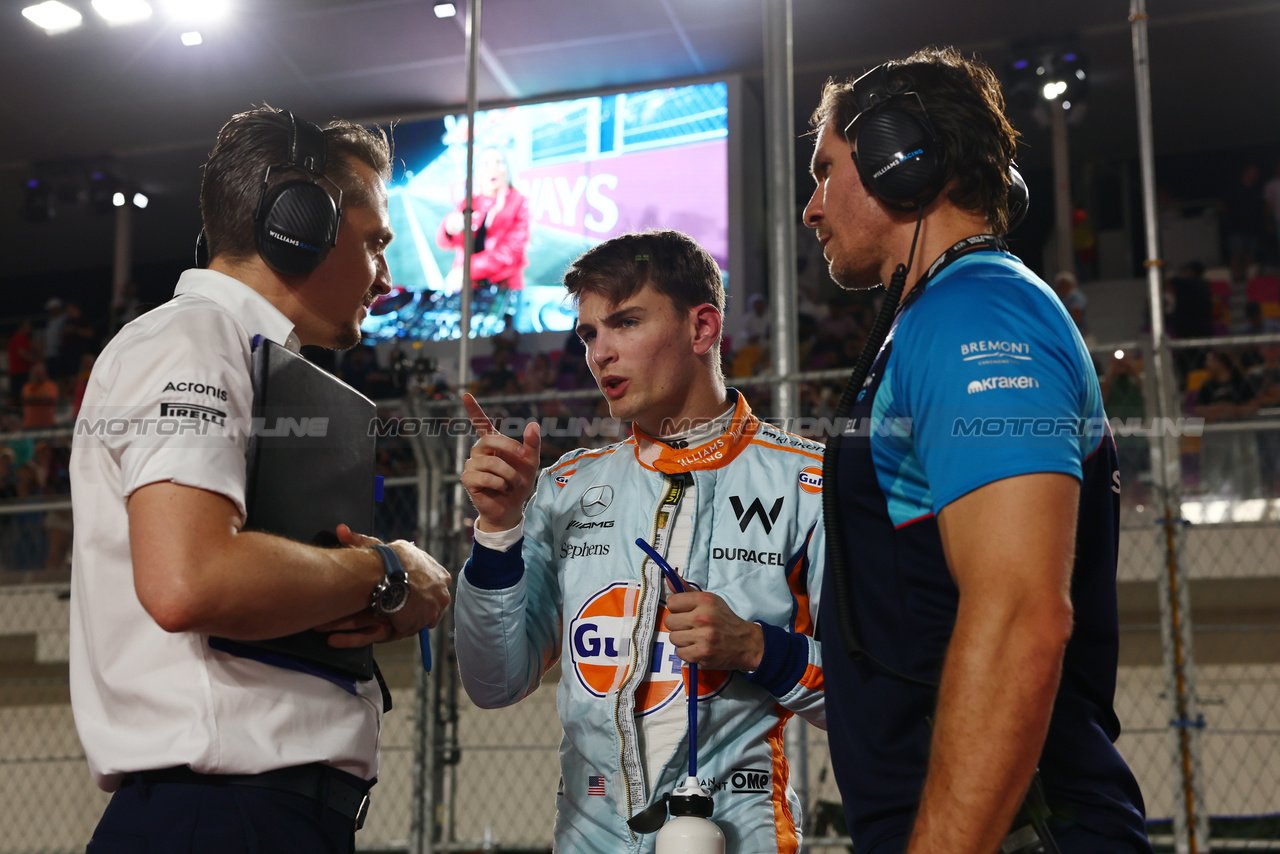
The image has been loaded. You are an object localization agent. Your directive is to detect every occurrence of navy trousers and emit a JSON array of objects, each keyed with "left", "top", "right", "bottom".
[{"left": 86, "top": 777, "right": 359, "bottom": 854}]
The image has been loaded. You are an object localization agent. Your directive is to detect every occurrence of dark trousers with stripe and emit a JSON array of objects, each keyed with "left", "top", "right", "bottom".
[{"left": 86, "top": 776, "right": 360, "bottom": 854}]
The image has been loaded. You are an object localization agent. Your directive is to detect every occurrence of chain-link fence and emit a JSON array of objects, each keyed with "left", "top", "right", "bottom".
[{"left": 2, "top": 343, "right": 1277, "bottom": 852}]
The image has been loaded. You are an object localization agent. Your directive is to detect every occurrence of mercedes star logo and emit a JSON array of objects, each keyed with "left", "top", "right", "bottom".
[{"left": 580, "top": 485, "right": 614, "bottom": 517}]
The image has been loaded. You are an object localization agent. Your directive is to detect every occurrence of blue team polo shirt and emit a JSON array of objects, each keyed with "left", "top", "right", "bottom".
[{"left": 818, "top": 250, "right": 1150, "bottom": 853}]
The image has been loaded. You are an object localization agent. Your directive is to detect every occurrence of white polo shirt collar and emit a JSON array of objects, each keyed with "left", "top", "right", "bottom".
[{"left": 173, "top": 268, "right": 303, "bottom": 354}]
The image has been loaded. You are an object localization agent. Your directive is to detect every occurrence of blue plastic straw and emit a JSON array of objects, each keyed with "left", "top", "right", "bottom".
[{"left": 634, "top": 538, "right": 698, "bottom": 778}]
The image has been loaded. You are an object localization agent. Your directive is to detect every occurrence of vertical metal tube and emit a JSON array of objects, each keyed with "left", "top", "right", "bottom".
[
  {"left": 1129, "top": 2, "right": 1208, "bottom": 852},
  {"left": 112, "top": 201, "right": 133, "bottom": 332},
  {"left": 763, "top": 0, "right": 807, "bottom": 840},
  {"left": 763, "top": 0, "right": 799, "bottom": 426},
  {"left": 1050, "top": 102, "right": 1074, "bottom": 278},
  {"left": 441, "top": 1, "right": 483, "bottom": 849},
  {"left": 452, "top": 0, "right": 481, "bottom": 582}
]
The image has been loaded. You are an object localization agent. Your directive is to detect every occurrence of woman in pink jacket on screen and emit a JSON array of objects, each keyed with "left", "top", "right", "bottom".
[{"left": 437, "top": 146, "right": 531, "bottom": 319}]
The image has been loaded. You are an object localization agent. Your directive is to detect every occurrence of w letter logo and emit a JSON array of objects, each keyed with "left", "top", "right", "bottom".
[{"left": 729, "top": 496, "right": 784, "bottom": 534}]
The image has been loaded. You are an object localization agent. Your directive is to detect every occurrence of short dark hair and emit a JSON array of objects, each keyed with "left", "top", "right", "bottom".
[
  {"left": 811, "top": 46, "right": 1020, "bottom": 233},
  {"left": 563, "top": 229, "right": 725, "bottom": 316},
  {"left": 200, "top": 106, "right": 392, "bottom": 262}
]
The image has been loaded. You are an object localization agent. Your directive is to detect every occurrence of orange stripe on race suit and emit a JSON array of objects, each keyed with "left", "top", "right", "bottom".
[
  {"left": 798, "top": 662, "right": 823, "bottom": 691},
  {"left": 785, "top": 528, "right": 815, "bottom": 636},
  {"left": 549, "top": 444, "right": 626, "bottom": 477},
  {"left": 768, "top": 708, "right": 799, "bottom": 854},
  {"left": 748, "top": 438, "right": 823, "bottom": 463}
]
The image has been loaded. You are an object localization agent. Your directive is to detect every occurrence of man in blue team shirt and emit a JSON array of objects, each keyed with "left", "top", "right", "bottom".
[{"left": 803, "top": 47, "right": 1153, "bottom": 853}]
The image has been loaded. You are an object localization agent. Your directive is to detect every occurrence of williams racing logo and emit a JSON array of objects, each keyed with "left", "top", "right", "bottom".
[
  {"left": 729, "top": 496, "right": 784, "bottom": 534},
  {"left": 158, "top": 402, "right": 227, "bottom": 426},
  {"left": 570, "top": 582, "right": 729, "bottom": 713}
]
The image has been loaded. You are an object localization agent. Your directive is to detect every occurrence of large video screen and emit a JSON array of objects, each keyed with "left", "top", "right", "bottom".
[{"left": 363, "top": 81, "right": 729, "bottom": 341}]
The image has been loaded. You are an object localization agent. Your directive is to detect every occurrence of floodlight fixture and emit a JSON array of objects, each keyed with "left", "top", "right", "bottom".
[
  {"left": 181, "top": 30, "right": 202, "bottom": 45},
  {"left": 132, "top": 192, "right": 149, "bottom": 209},
  {"left": 92, "top": 0, "right": 153, "bottom": 25},
  {"left": 113, "top": 192, "right": 126, "bottom": 207},
  {"left": 434, "top": 3, "right": 457, "bottom": 18},
  {"left": 22, "top": 1, "right": 83, "bottom": 34}
]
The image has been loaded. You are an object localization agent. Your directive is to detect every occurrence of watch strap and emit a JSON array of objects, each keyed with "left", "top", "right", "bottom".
[{"left": 372, "top": 544, "right": 407, "bottom": 581}]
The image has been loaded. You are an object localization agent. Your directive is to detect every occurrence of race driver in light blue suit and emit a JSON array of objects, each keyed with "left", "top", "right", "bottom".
[{"left": 454, "top": 230, "right": 826, "bottom": 853}]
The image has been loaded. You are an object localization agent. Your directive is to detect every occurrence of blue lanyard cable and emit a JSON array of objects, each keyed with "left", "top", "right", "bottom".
[{"left": 634, "top": 538, "right": 698, "bottom": 779}]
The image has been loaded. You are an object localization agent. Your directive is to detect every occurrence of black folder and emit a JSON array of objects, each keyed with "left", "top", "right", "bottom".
[{"left": 209, "top": 338, "right": 377, "bottom": 681}]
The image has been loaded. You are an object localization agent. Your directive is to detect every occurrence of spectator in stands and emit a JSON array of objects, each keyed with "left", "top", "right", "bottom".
[
  {"left": 1054, "top": 270, "right": 1089, "bottom": 335},
  {"left": 743, "top": 293, "right": 771, "bottom": 347},
  {"left": 56, "top": 302, "right": 97, "bottom": 389},
  {"left": 1072, "top": 207, "right": 1097, "bottom": 282},
  {"left": 1247, "top": 343, "right": 1280, "bottom": 495},
  {"left": 337, "top": 344, "right": 391, "bottom": 396},
  {"left": 1195, "top": 349, "right": 1259, "bottom": 496},
  {"left": 40, "top": 298, "right": 66, "bottom": 379},
  {"left": 1237, "top": 302, "right": 1280, "bottom": 369},
  {"left": 555, "top": 324, "right": 591, "bottom": 389},
  {"left": 492, "top": 313, "right": 520, "bottom": 357},
  {"left": 1264, "top": 162, "right": 1280, "bottom": 265},
  {"left": 475, "top": 348, "right": 518, "bottom": 397},
  {"left": 1167, "top": 261, "right": 1215, "bottom": 339},
  {"left": 1221, "top": 163, "right": 1266, "bottom": 284},
  {"left": 7, "top": 318, "right": 36, "bottom": 407},
  {"left": 520, "top": 351, "right": 554, "bottom": 395},
  {"left": 1166, "top": 261, "right": 1215, "bottom": 385},
  {"left": 1101, "top": 351, "right": 1148, "bottom": 505},
  {"left": 21, "top": 362, "right": 59, "bottom": 430},
  {"left": 73, "top": 353, "right": 96, "bottom": 418}
]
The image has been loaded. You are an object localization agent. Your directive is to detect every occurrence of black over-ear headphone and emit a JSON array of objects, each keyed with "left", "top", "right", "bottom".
[
  {"left": 845, "top": 64, "right": 1029, "bottom": 231},
  {"left": 253, "top": 111, "right": 342, "bottom": 275}
]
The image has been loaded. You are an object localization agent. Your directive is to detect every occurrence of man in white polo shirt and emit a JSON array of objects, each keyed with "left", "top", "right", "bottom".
[{"left": 69, "top": 107, "right": 451, "bottom": 853}]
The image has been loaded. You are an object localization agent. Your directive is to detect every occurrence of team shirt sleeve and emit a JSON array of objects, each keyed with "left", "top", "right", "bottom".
[
  {"left": 79, "top": 307, "right": 255, "bottom": 519},
  {"left": 890, "top": 264, "right": 1096, "bottom": 516}
]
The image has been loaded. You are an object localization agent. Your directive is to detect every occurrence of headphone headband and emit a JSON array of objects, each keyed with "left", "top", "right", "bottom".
[{"left": 285, "top": 110, "right": 327, "bottom": 175}]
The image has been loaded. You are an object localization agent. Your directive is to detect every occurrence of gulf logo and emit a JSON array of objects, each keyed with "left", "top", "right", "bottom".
[
  {"left": 570, "top": 582, "right": 729, "bottom": 714},
  {"left": 555, "top": 468, "right": 575, "bottom": 488},
  {"left": 799, "top": 466, "right": 823, "bottom": 494}
]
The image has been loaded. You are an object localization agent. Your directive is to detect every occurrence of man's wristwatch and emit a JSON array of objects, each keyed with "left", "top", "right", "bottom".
[{"left": 370, "top": 544, "right": 411, "bottom": 616}]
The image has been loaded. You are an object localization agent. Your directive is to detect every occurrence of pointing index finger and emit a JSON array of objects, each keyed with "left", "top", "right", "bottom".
[{"left": 462, "top": 393, "right": 496, "bottom": 437}]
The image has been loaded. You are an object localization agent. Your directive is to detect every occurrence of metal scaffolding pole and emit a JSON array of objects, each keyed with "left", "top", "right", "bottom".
[
  {"left": 764, "top": 0, "right": 800, "bottom": 426},
  {"left": 763, "top": 0, "right": 808, "bottom": 839},
  {"left": 1049, "top": 101, "right": 1074, "bottom": 278},
  {"left": 1129, "top": 2, "right": 1208, "bottom": 851}
]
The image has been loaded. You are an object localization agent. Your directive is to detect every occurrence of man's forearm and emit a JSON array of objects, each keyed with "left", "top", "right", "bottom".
[{"left": 906, "top": 604, "right": 1067, "bottom": 854}]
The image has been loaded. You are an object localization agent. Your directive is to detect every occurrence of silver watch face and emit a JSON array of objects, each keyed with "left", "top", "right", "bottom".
[{"left": 374, "top": 580, "right": 409, "bottom": 615}]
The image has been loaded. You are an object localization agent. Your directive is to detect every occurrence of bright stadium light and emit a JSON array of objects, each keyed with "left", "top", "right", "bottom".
[
  {"left": 92, "top": 0, "right": 153, "bottom": 25},
  {"left": 22, "top": 1, "right": 83, "bottom": 34},
  {"left": 112, "top": 192, "right": 126, "bottom": 207},
  {"left": 434, "top": 3, "right": 457, "bottom": 17},
  {"left": 180, "top": 30, "right": 202, "bottom": 45},
  {"left": 161, "top": 0, "right": 229, "bottom": 23},
  {"left": 132, "top": 192, "right": 149, "bottom": 209},
  {"left": 1115, "top": 349, "right": 1125, "bottom": 360}
]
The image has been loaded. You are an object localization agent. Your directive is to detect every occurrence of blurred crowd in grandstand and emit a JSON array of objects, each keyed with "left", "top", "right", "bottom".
[{"left": 4, "top": 169, "right": 1280, "bottom": 576}]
